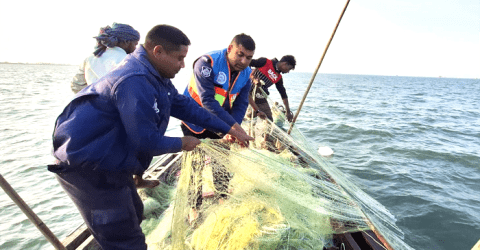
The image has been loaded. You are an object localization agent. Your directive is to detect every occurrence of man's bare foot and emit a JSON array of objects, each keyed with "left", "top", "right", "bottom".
[{"left": 134, "top": 176, "right": 160, "bottom": 189}]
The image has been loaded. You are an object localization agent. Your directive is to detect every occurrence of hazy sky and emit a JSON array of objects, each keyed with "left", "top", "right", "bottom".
[{"left": 1, "top": 0, "right": 478, "bottom": 78}]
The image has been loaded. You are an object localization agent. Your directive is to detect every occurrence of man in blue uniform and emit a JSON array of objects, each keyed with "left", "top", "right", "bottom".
[
  {"left": 49, "top": 25, "right": 252, "bottom": 250},
  {"left": 181, "top": 33, "right": 255, "bottom": 142}
]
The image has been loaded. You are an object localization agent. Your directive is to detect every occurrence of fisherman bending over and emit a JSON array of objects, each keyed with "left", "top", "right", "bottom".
[
  {"left": 248, "top": 55, "right": 296, "bottom": 122},
  {"left": 50, "top": 24, "right": 253, "bottom": 250},
  {"left": 69, "top": 23, "right": 158, "bottom": 188}
]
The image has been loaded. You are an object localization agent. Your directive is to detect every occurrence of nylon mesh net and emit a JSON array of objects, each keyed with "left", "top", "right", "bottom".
[{"left": 139, "top": 90, "right": 414, "bottom": 250}]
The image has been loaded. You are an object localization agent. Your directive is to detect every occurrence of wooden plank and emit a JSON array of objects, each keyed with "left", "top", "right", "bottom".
[
  {"left": 362, "top": 230, "right": 387, "bottom": 250},
  {"left": 332, "top": 233, "right": 361, "bottom": 250},
  {"left": 143, "top": 154, "right": 173, "bottom": 176},
  {"left": 345, "top": 233, "right": 362, "bottom": 250},
  {"left": 201, "top": 162, "right": 215, "bottom": 198},
  {"left": 61, "top": 223, "right": 91, "bottom": 250},
  {"left": 77, "top": 235, "right": 101, "bottom": 250},
  {"left": 365, "top": 220, "right": 395, "bottom": 250},
  {"left": 145, "top": 153, "right": 182, "bottom": 182}
]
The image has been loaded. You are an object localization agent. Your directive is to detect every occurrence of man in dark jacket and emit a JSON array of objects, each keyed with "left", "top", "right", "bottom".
[{"left": 49, "top": 25, "right": 252, "bottom": 250}]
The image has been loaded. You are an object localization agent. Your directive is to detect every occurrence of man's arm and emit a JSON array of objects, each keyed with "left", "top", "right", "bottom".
[
  {"left": 71, "top": 61, "right": 88, "bottom": 93},
  {"left": 249, "top": 57, "right": 267, "bottom": 68},
  {"left": 171, "top": 86, "right": 253, "bottom": 145},
  {"left": 275, "top": 79, "right": 294, "bottom": 122},
  {"left": 114, "top": 76, "right": 183, "bottom": 155},
  {"left": 170, "top": 89, "right": 231, "bottom": 134},
  {"left": 282, "top": 98, "right": 293, "bottom": 122}
]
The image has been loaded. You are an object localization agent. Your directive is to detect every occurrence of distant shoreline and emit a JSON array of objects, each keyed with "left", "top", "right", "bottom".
[
  {"left": 0, "top": 62, "right": 74, "bottom": 66},
  {"left": 1, "top": 62, "right": 476, "bottom": 79}
]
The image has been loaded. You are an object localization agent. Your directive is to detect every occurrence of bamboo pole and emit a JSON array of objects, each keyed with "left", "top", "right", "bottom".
[
  {"left": 0, "top": 173, "right": 66, "bottom": 250},
  {"left": 287, "top": 0, "right": 351, "bottom": 135},
  {"left": 284, "top": 2, "right": 396, "bottom": 248}
]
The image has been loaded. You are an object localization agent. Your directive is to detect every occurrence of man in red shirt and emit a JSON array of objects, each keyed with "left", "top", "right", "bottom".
[{"left": 248, "top": 55, "right": 296, "bottom": 122}]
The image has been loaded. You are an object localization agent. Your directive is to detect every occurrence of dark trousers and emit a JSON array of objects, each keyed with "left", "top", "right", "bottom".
[
  {"left": 56, "top": 169, "right": 146, "bottom": 250},
  {"left": 245, "top": 100, "right": 273, "bottom": 121}
]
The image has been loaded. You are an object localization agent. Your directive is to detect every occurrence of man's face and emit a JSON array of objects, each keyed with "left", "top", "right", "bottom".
[
  {"left": 227, "top": 44, "right": 254, "bottom": 72},
  {"left": 126, "top": 41, "right": 139, "bottom": 54},
  {"left": 151, "top": 45, "right": 188, "bottom": 78},
  {"left": 278, "top": 62, "right": 294, "bottom": 74}
]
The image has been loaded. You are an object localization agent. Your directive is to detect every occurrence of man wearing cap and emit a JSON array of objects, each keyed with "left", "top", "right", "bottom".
[
  {"left": 248, "top": 55, "right": 296, "bottom": 122},
  {"left": 71, "top": 23, "right": 140, "bottom": 93}
]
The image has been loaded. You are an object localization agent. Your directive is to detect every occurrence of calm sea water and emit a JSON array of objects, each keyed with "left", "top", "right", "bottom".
[{"left": 0, "top": 63, "right": 479, "bottom": 250}]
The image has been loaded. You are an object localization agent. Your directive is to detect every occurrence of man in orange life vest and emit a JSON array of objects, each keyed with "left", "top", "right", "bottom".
[
  {"left": 248, "top": 55, "right": 296, "bottom": 122},
  {"left": 181, "top": 34, "right": 255, "bottom": 143}
]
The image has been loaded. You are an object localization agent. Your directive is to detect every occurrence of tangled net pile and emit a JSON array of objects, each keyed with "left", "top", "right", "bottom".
[{"left": 138, "top": 93, "right": 414, "bottom": 250}]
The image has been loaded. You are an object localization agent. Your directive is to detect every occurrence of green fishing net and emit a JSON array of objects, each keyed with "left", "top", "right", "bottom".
[{"left": 139, "top": 90, "right": 413, "bottom": 250}]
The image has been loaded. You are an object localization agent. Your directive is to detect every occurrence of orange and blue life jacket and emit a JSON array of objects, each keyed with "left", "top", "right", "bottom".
[{"left": 183, "top": 48, "right": 251, "bottom": 133}]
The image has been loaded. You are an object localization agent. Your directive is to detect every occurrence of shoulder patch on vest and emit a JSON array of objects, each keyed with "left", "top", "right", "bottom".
[{"left": 201, "top": 66, "right": 212, "bottom": 78}]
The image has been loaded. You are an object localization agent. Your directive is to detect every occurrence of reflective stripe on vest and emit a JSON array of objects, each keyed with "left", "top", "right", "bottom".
[
  {"left": 214, "top": 87, "right": 227, "bottom": 106},
  {"left": 187, "top": 74, "right": 203, "bottom": 106},
  {"left": 187, "top": 68, "right": 240, "bottom": 108},
  {"left": 189, "top": 84, "right": 235, "bottom": 108},
  {"left": 187, "top": 78, "right": 230, "bottom": 107}
]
